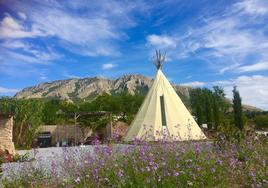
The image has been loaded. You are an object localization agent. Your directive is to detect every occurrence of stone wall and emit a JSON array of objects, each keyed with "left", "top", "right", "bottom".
[{"left": 0, "top": 114, "right": 15, "bottom": 155}]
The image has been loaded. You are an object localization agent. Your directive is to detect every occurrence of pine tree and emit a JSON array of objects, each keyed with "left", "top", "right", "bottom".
[{"left": 232, "top": 86, "right": 244, "bottom": 130}]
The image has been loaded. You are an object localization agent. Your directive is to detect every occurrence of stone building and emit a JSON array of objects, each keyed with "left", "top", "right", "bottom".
[
  {"left": 0, "top": 113, "right": 15, "bottom": 155},
  {"left": 37, "top": 125, "right": 92, "bottom": 146}
]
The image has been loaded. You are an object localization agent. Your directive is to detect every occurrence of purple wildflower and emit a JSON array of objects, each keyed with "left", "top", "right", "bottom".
[
  {"left": 74, "top": 177, "right": 80, "bottom": 184},
  {"left": 117, "top": 170, "right": 124, "bottom": 177}
]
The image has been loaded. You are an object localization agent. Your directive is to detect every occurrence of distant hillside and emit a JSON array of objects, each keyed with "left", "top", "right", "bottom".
[
  {"left": 15, "top": 74, "right": 191, "bottom": 101},
  {"left": 14, "top": 74, "right": 263, "bottom": 112}
]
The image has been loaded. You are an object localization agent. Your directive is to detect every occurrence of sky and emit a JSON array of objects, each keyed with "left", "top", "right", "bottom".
[{"left": 0, "top": 0, "right": 268, "bottom": 110}]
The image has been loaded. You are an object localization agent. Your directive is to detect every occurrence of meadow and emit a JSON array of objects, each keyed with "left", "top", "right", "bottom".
[{"left": 1, "top": 134, "right": 268, "bottom": 188}]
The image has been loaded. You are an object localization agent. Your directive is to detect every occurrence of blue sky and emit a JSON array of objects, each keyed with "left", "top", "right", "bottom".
[{"left": 0, "top": 0, "right": 268, "bottom": 109}]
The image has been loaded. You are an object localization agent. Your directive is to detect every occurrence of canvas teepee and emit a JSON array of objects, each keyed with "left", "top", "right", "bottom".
[{"left": 124, "top": 50, "right": 206, "bottom": 141}]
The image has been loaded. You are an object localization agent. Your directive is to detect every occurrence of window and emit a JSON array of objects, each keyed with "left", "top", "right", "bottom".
[{"left": 160, "top": 95, "right": 167, "bottom": 126}]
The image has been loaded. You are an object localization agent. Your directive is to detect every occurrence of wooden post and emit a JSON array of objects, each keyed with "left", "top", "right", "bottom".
[
  {"left": 109, "top": 113, "right": 113, "bottom": 140},
  {"left": 74, "top": 113, "right": 80, "bottom": 145}
]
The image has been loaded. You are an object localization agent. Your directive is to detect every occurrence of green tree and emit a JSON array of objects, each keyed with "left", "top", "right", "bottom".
[
  {"left": 190, "top": 86, "right": 230, "bottom": 129},
  {"left": 190, "top": 88, "right": 205, "bottom": 125},
  {"left": 204, "top": 89, "right": 213, "bottom": 129},
  {"left": 254, "top": 114, "right": 268, "bottom": 129},
  {"left": 212, "top": 86, "right": 229, "bottom": 129},
  {"left": 79, "top": 92, "right": 144, "bottom": 128},
  {"left": 0, "top": 97, "right": 16, "bottom": 113},
  {"left": 0, "top": 98, "right": 45, "bottom": 148},
  {"left": 115, "top": 92, "right": 144, "bottom": 124},
  {"left": 13, "top": 99, "right": 45, "bottom": 148},
  {"left": 232, "top": 86, "right": 245, "bottom": 130},
  {"left": 42, "top": 99, "right": 62, "bottom": 124}
]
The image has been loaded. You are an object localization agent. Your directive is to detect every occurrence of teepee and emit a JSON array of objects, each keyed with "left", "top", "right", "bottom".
[{"left": 124, "top": 50, "right": 206, "bottom": 141}]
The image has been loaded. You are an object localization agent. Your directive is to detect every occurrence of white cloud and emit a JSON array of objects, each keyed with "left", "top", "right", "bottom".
[
  {"left": 237, "top": 62, "right": 268, "bottom": 73},
  {"left": 0, "top": 0, "right": 145, "bottom": 79},
  {"left": 102, "top": 63, "right": 117, "bottom": 70},
  {"left": 36, "top": 12, "right": 119, "bottom": 56},
  {"left": 203, "top": 19, "right": 256, "bottom": 55},
  {"left": 0, "top": 86, "right": 19, "bottom": 94},
  {"left": 40, "top": 76, "right": 47, "bottom": 80},
  {"left": 182, "top": 17, "right": 268, "bottom": 61},
  {"left": 214, "top": 75, "right": 268, "bottom": 110},
  {"left": 0, "top": 14, "right": 45, "bottom": 39},
  {"left": 234, "top": 0, "right": 268, "bottom": 15},
  {"left": 1, "top": 50, "right": 40, "bottom": 63},
  {"left": 0, "top": 11, "right": 120, "bottom": 57},
  {"left": 149, "top": 0, "right": 268, "bottom": 74},
  {"left": 1, "top": 40, "right": 27, "bottom": 49},
  {"left": 219, "top": 62, "right": 242, "bottom": 74},
  {"left": 176, "top": 75, "right": 268, "bottom": 110},
  {"left": 2, "top": 0, "right": 145, "bottom": 57},
  {"left": 34, "top": 11, "right": 118, "bottom": 44},
  {"left": 18, "top": 12, "right": 27, "bottom": 20},
  {"left": 147, "top": 34, "right": 177, "bottom": 49},
  {"left": 0, "top": 46, "right": 61, "bottom": 64},
  {"left": 180, "top": 81, "right": 206, "bottom": 87}
]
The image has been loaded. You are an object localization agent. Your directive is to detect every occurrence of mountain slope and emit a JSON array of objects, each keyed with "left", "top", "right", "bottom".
[{"left": 15, "top": 74, "right": 191, "bottom": 101}]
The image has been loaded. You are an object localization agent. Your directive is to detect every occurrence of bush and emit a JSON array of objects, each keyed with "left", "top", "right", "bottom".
[
  {"left": 254, "top": 114, "right": 268, "bottom": 129},
  {"left": 12, "top": 152, "right": 33, "bottom": 163}
]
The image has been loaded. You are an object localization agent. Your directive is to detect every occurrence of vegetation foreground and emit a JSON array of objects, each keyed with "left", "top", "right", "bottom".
[{"left": 1, "top": 135, "right": 268, "bottom": 188}]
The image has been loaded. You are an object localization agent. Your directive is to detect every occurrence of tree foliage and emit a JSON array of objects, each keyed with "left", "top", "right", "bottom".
[
  {"left": 232, "top": 86, "right": 245, "bottom": 130},
  {"left": 244, "top": 111, "right": 268, "bottom": 129},
  {"left": 79, "top": 92, "right": 144, "bottom": 127},
  {"left": 0, "top": 98, "right": 45, "bottom": 148},
  {"left": 1, "top": 86, "right": 264, "bottom": 148},
  {"left": 189, "top": 86, "right": 229, "bottom": 129},
  {"left": 254, "top": 114, "right": 268, "bottom": 129},
  {"left": 0, "top": 93, "right": 144, "bottom": 147}
]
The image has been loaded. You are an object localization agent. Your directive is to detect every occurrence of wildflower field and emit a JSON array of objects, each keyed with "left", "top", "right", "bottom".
[{"left": 1, "top": 136, "right": 268, "bottom": 188}]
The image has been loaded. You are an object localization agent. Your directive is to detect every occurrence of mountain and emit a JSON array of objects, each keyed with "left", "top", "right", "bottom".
[
  {"left": 14, "top": 74, "right": 191, "bottom": 102},
  {"left": 14, "top": 74, "right": 263, "bottom": 112}
]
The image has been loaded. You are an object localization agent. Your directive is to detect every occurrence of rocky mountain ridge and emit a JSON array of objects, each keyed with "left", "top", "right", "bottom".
[{"left": 15, "top": 74, "right": 190, "bottom": 101}]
